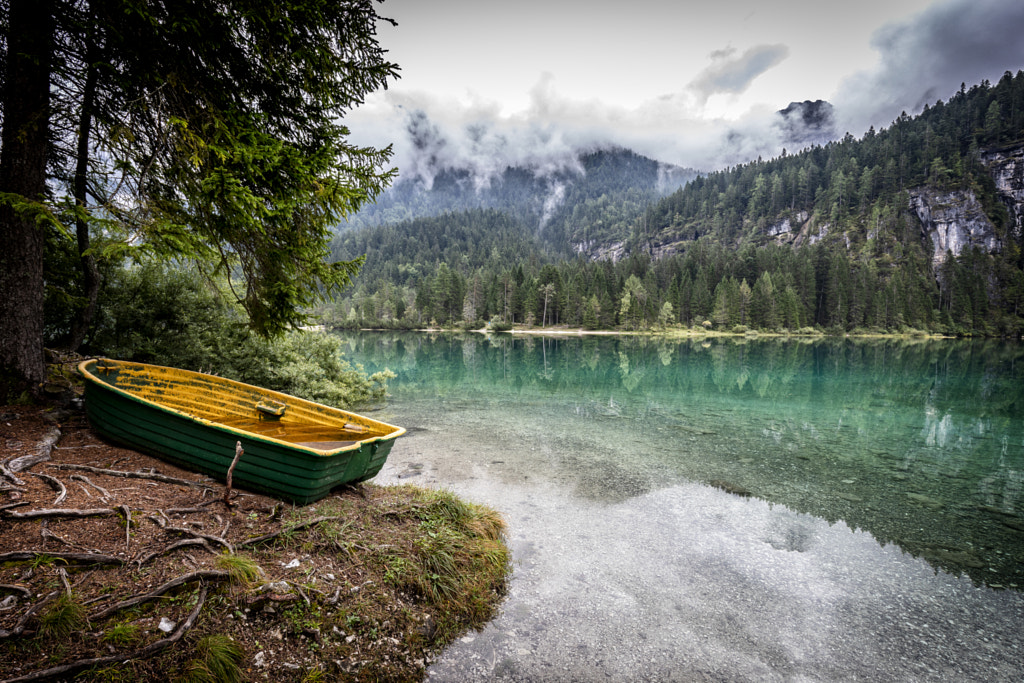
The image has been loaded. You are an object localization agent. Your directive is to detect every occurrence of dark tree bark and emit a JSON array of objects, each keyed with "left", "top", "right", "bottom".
[
  {"left": 0, "top": 0, "right": 53, "bottom": 401},
  {"left": 68, "top": 43, "right": 101, "bottom": 353}
]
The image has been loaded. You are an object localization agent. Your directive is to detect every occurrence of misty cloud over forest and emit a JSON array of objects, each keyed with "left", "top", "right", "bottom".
[{"left": 347, "top": 0, "right": 1024, "bottom": 184}]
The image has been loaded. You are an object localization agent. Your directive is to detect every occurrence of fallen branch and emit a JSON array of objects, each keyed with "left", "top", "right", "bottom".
[
  {"left": 4, "top": 585, "right": 211, "bottom": 682},
  {"left": 239, "top": 515, "right": 343, "bottom": 548},
  {"left": 46, "top": 463, "right": 213, "bottom": 489},
  {"left": 2, "top": 508, "right": 116, "bottom": 520},
  {"left": 28, "top": 473, "right": 66, "bottom": 505},
  {"left": 0, "top": 551, "right": 124, "bottom": 566},
  {"left": 89, "top": 570, "right": 228, "bottom": 621},
  {"left": 223, "top": 441, "right": 243, "bottom": 508}
]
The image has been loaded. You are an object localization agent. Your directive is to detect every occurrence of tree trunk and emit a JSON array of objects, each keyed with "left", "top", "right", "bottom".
[
  {"left": 0, "top": 0, "right": 53, "bottom": 402},
  {"left": 68, "top": 47, "right": 101, "bottom": 353}
]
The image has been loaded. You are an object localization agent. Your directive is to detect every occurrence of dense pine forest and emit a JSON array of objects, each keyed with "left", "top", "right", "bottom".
[{"left": 323, "top": 72, "right": 1024, "bottom": 337}]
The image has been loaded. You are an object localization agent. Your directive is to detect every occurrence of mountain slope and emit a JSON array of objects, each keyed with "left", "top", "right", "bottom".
[
  {"left": 323, "top": 71, "right": 1024, "bottom": 336},
  {"left": 340, "top": 148, "right": 697, "bottom": 253}
]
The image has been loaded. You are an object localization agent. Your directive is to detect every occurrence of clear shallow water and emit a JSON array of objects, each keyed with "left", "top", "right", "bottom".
[{"left": 340, "top": 332, "right": 1024, "bottom": 680}]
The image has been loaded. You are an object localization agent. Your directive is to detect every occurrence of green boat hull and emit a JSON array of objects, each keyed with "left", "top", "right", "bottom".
[{"left": 79, "top": 359, "right": 404, "bottom": 505}]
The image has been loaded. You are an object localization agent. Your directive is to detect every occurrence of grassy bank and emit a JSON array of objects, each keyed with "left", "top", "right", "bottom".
[{"left": 0, "top": 404, "right": 510, "bottom": 682}]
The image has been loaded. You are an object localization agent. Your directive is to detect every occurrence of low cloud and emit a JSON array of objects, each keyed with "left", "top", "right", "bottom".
[
  {"left": 833, "top": 0, "right": 1024, "bottom": 134},
  {"left": 688, "top": 44, "right": 791, "bottom": 105},
  {"left": 346, "top": 0, "right": 1024, "bottom": 184},
  {"left": 348, "top": 84, "right": 803, "bottom": 187}
]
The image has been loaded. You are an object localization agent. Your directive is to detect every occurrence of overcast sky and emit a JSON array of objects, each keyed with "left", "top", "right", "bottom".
[{"left": 347, "top": 0, "right": 1024, "bottom": 183}]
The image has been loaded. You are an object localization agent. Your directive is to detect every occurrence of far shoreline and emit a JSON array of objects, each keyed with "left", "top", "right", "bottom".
[{"left": 350, "top": 324, "right": 958, "bottom": 341}]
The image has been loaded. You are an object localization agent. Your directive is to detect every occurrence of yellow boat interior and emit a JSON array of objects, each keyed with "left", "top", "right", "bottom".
[{"left": 81, "top": 359, "right": 401, "bottom": 452}]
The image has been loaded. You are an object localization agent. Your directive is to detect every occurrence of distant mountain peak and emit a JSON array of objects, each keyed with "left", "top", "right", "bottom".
[{"left": 777, "top": 100, "right": 836, "bottom": 148}]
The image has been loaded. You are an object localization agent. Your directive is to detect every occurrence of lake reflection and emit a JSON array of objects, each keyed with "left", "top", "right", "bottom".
[{"left": 341, "top": 332, "right": 1024, "bottom": 590}]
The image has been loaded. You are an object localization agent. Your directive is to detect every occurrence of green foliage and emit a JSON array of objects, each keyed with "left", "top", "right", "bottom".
[
  {"left": 89, "top": 263, "right": 392, "bottom": 408},
  {"left": 486, "top": 316, "right": 513, "bottom": 333},
  {"left": 2, "top": 0, "right": 402, "bottom": 401},
  {"left": 92, "top": 1, "right": 397, "bottom": 336}
]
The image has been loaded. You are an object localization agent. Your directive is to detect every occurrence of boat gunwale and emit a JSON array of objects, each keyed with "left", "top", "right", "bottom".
[{"left": 78, "top": 358, "right": 406, "bottom": 457}]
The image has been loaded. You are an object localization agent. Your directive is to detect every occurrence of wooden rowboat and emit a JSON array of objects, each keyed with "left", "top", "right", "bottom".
[{"left": 78, "top": 358, "right": 405, "bottom": 504}]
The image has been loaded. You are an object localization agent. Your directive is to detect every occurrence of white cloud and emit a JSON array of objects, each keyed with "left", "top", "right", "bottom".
[
  {"left": 345, "top": 0, "right": 1024, "bottom": 180},
  {"left": 833, "top": 0, "right": 1024, "bottom": 134},
  {"left": 688, "top": 44, "right": 791, "bottom": 105}
]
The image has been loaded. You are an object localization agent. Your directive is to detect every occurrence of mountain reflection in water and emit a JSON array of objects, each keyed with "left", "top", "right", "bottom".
[{"left": 340, "top": 332, "right": 1024, "bottom": 591}]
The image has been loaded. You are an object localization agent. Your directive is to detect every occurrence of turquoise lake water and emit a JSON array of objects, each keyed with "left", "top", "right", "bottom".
[
  {"left": 337, "top": 332, "right": 1024, "bottom": 680},
  {"left": 343, "top": 332, "right": 1024, "bottom": 590}
]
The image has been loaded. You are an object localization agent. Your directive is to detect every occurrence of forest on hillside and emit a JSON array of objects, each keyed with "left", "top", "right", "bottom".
[{"left": 322, "top": 71, "right": 1024, "bottom": 337}]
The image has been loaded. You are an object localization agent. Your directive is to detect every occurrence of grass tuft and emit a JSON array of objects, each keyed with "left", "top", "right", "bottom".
[
  {"left": 177, "top": 634, "right": 243, "bottom": 683},
  {"left": 418, "top": 488, "right": 475, "bottom": 526},
  {"left": 465, "top": 505, "right": 507, "bottom": 540},
  {"left": 376, "top": 487, "right": 513, "bottom": 619},
  {"left": 214, "top": 553, "right": 263, "bottom": 588},
  {"left": 101, "top": 622, "right": 141, "bottom": 647},
  {"left": 38, "top": 593, "right": 88, "bottom": 641}
]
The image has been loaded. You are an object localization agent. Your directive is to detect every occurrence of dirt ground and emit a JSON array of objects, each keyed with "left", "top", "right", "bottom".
[{"left": 0, "top": 401, "right": 507, "bottom": 683}]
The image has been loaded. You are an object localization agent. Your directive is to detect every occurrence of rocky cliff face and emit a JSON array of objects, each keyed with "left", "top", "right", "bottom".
[
  {"left": 909, "top": 188, "right": 1002, "bottom": 269},
  {"left": 908, "top": 143, "right": 1024, "bottom": 271},
  {"left": 982, "top": 146, "right": 1024, "bottom": 237}
]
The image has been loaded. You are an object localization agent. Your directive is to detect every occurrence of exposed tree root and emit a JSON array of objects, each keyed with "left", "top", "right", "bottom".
[
  {"left": 89, "top": 570, "right": 228, "bottom": 621},
  {"left": 238, "top": 515, "right": 343, "bottom": 548},
  {"left": 1, "top": 508, "right": 116, "bottom": 520},
  {"left": 69, "top": 474, "right": 110, "bottom": 500},
  {"left": 118, "top": 504, "right": 132, "bottom": 549},
  {"left": 0, "top": 551, "right": 124, "bottom": 566},
  {"left": 0, "top": 462, "right": 24, "bottom": 488},
  {"left": 46, "top": 463, "right": 213, "bottom": 489},
  {"left": 0, "top": 590, "right": 60, "bottom": 640},
  {"left": 1, "top": 585, "right": 211, "bottom": 683},
  {"left": 28, "top": 473, "right": 66, "bottom": 505},
  {"left": 223, "top": 441, "right": 243, "bottom": 508},
  {"left": 163, "top": 525, "right": 233, "bottom": 553},
  {"left": 134, "top": 538, "right": 213, "bottom": 567},
  {"left": 6, "top": 426, "right": 61, "bottom": 475}
]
